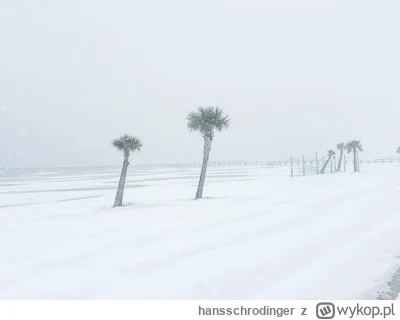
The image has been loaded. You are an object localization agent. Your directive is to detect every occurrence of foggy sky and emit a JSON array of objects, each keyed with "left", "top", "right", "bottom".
[{"left": 1, "top": 0, "right": 399, "bottom": 167}]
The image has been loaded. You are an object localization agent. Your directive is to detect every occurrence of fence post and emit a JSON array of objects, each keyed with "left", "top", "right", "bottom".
[
  {"left": 290, "top": 156, "right": 293, "bottom": 177},
  {"left": 316, "top": 152, "right": 319, "bottom": 175}
]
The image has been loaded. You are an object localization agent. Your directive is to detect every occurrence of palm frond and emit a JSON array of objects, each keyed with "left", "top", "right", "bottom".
[
  {"left": 346, "top": 140, "right": 363, "bottom": 153},
  {"left": 112, "top": 138, "right": 126, "bottom": 151},
  {"left": 187, "top": 111, "right": 202, "bottom": 132},
  {"left": 112, "top": 135, "right": 142, "bottom": 156},
  {"left": 187, "top": 106, "right": 230, "bottom": 139},
  {"left": 336, "top": 142, "right": 345, "bottom": 150},
  {"left": 327, "top": 150, "right": 335, "bottom": 156}
]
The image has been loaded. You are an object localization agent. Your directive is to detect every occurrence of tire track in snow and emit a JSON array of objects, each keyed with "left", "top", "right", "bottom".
[
  {"left": 29, "top": 184, "right": 372, "bottom": 276},
  {"left": 108, "top": 185, "right": 376, "bottom": 251},
  {"left": 118, "top": 187, "right": 396, "bottom": 299},
  {"left": 182, "top": 189, "right": 399, "bottom": 299}
]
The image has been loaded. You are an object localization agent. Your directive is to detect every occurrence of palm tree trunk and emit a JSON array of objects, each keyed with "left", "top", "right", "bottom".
[
  {"left": 337, "top": 150, "right": 343, "bottom": 171},
  {"left": 195, "top": 138, "right": 212, "bottom": 199},
  {"left": 320, "top": 155, "right": 332, "bottom": 174},
  {"left": 343, "top": 154, "right": 346, "bottom": 171},
  {"left": 113, "top": 156, "right": 129, "bottom": 207},
  {"left": 353, "top": 149, "right": 357, "bottom": 172}
]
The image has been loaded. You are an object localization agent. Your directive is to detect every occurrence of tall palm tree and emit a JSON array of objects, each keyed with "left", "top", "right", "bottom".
[
  {"left": 320, "top": 150, "right": 335, "bottom": 174},
  {"left": 346, "top": 140, "right": 363, "bottom": 172},
  {"left": 336, "top": 142, "right": 345, "bottom": 171},
  {"left": 112, "top": 135, "right": 142, "bottom": 207},
  {"left": 187, "top": 106, "right": 230, "bottom": 199}
]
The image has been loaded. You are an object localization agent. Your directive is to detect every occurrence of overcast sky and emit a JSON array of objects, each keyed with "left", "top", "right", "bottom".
[{"left": 1, "top": 0, "right": 399, "bottom": 167}]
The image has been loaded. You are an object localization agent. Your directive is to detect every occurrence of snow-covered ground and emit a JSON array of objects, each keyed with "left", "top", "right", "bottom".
[{"left": 1, "top": 164, "right": 400, "bottom": 299}]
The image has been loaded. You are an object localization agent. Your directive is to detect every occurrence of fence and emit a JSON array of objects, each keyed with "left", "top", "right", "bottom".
[
  {"left": 128, "top": 156, "right": 400, "bottom": 171},
  {"left": 1, "top": 156, "right": 397, "bottom": 178},
  {"left": 129, "top": 157, "right": 395, "bottom": 171},
  {"left": 371, "top": 158, "right": 400, "bottom": 164},
  {"left": 289, "top": 153, "right": 329, "bottom": 177},
  {"left": 289, "top": 153, "right": 365, "bottom": 177},
  {"left": 130, "top": 161, "right": 284, "bottom": 170},
  {"left": 289, "top": 155, "right": 400, "bottom": 177}
]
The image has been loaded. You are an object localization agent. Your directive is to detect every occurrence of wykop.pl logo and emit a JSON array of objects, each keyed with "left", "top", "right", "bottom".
[{"left": 316, "top": 302, "right": 335, "bottom": 319}]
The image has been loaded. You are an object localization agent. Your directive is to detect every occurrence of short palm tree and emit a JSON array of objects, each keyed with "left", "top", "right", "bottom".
[
  {"left": 346, "top": 140, "right": 363, "bottom": 172},
  {"left": 336, "top": 142, "right": 345, "bottom": 171},
  {"left": 112, "top": 135, "right": 142, "bottom": 207},
  {"left": 187, "top": 106, "right": 230, "bottom": 199},
  {"left": 320, "top": 150, "right": 335, "bottom": 174}
]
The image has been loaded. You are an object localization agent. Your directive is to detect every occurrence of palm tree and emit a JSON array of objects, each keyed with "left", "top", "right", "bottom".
[
  {"left": 112, "top": 135, "right": 142, "bottom": 207},
  {"left": 320, "top": 150, "right": 335, "bottom": 174},
  {"left": 187, "top": 106, "right": 230, "bottom": 199},
  {"left": 332, "top": 153, "right": 336, "bottom": 172},
  {"left": 336, "top": 142, "right": 345, "bottom": 171},
  {"left": 346, "top": 140, "right": 363, "bottom": 172}
]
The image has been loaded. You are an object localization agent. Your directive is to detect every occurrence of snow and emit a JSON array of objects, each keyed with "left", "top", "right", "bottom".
[{"left": 1, "top": 164, "right": 400, "bottom": 299}]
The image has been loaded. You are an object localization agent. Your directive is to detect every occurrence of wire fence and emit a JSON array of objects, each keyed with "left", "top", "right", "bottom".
[
  {"left": 371, "top": 157, "right": 400, "bottom": 164},
  {"left": 289, "top": 153, "right": 360, "bottom": 177},
  {"left": 290, "top": 155, "right": 321, "bottom": 177},
  {"left": 289, "top": 155, "right": 400, "bottom": 177}
]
